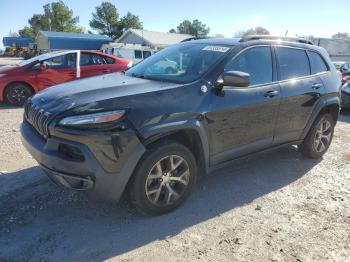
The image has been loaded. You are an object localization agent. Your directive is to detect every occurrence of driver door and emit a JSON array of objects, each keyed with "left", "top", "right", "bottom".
[
  {"left": 205, "top": 46, "right": 281, "bottom": 166},
  {"left": 34, "top": 53, "right": 77, "bottom": 90}
]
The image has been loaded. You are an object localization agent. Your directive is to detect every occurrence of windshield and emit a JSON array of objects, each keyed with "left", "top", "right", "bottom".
[
  {"left": 126, "top": 43, "right": 231, "bottom": 83},
  {"left": 18, "top": 53, "right": 48, "bottom": 66},
  {"left": 18, "top": 51, "right": 74, "bottom": 67}
]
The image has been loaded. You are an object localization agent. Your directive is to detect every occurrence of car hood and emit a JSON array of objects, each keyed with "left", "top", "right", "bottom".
[
  {"left": 31, "top": 73, "right": 180, "bottom": 114},
  {"left": 0, "top": 65, "right": 21, "bottom": 74}
]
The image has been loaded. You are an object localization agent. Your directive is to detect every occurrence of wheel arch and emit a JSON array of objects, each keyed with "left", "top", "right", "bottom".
[
  {"left": 4, "top": 81, "right": 36, "bottom": 100},
  {"left": 142, "top": 124, "right": 210, "bottom": 176},
  {"left": 300, "top": 96, "right": 340, "bottom": 140}
]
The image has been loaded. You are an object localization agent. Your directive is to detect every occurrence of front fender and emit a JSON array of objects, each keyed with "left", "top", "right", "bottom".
[{"left": 138, "top": 118, "right": 211, "bottom": 175}]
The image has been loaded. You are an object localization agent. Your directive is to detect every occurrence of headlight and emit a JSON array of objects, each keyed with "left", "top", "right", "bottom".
[
  {"left": 127, "top": 61, "right": 133, "bottom": 68},
  {"left": 59, "top": 110, "right": 125, "bottom": 127}
]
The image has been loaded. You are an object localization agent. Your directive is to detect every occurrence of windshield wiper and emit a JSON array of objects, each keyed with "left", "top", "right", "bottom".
[{"left": 131, "top": 73, "right": 146, "bottom": 79}]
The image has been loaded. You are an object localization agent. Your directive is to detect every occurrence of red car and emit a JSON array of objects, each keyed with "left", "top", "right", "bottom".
[{"left": 0, "top": 50, "right": 132, "bottom": 105}]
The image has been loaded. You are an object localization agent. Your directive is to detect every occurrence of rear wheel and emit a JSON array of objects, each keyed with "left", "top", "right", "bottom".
[
  {"left": 298, "top": 113, "right": 335, "bottom": 158},
  {"left": 129, "top": 141, "right": 197, "bottom": 215},
  {"left": 5, "top": 83, "right": 33, "bottom": 106}
]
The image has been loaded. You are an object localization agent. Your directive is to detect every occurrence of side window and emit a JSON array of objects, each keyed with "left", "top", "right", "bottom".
[
  {"left": 224, "top": 46, "right": 273, "bottom": 86},
  {"left": 80, "top": 53, "right": 107, "bottom": 66},
  {"left": 105, "top": 57, "right": 115, "bottom": 64},
  {"left": 143, "top": 51, "right": 152, "bottom": 59},
  {"left": 134, "top": 50, "right": 142, "bottom": 59},
  {"left": 43, "top": 54, "right": 76, "bottom": 69},
  {"left": 308, "top": 51, "right": 328, "bottom": 74},
  {"left": 276, "top": 47, "right": 310, "bottom": 80}
]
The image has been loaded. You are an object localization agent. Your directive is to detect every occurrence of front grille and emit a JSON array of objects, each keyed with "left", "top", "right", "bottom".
[{"left": 24, "top": 101, "right": 52, "bottom": 139}]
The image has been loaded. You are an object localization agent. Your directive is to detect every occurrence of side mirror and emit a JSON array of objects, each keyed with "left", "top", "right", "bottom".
[
  {"left": 216, "top": 71, "right": 251, "bottom": 88},
  {"left": 39, "top": 63, "right": 47, "bottom": 71}
]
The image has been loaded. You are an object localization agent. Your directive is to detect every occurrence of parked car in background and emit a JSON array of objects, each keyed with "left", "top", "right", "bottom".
[
  {"left": 21, "top": 36, "right": 341, "bottom": 215},
  {"left": 341, "top": 77, "right": 350, "bottom": 109},
  {"left": 0, "top": 50, "right": 132, "bottom": 105},
  {"left": 333, "top": 61, "right": 350, "bottom": 84}
]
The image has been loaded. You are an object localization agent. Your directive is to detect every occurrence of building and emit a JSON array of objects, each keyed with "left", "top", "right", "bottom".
[
  {"left": 36, "top": 31, "right": 112, "bottom": 51},
  {"left": 315, "top": 38, "right": 350, "bottom": 61},
  {"left": 2, "top": 37, "right": 33, "bottom": 47},
  {"left": 116, "top": 29, "right": 192, "bottom": 50}
]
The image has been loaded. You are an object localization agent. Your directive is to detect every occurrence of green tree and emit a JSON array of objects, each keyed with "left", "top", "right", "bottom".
[
  {"left": 89, "top": 1, "right": 119, "bottom": 38},
  {"left": 43, "top": 1, "right": 81, "bottom": 32},
  {"left": 169, "top": 29, "right": 176, "bottom": 33},
  {"left": 332, "top": 32, "right": 350, "bottom": 40},
  {"left": 234, "top": 27, "right": 270, "bottom": 37},
  {"left": 18, "top": 1, "right": 82, "bottom": 39},
  {"left": 175, "top": 19, "right": 210, "bottom": 37},
  {"left": 118, "top": 12, "right": 143, "bottom": 37},
  {"left": 90, "top": 2, "right": 143, "bottom": 39}
]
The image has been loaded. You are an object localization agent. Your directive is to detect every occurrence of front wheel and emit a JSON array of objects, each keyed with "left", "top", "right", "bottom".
[
  {"left": 298, "top": 113, "right": 335, "bottom": 158},
  {"left": 5, "top": 83, "right": 33, "bottom": 106},
  {"left": 129, "top": 141, "right": 197, "bottom": 215}
]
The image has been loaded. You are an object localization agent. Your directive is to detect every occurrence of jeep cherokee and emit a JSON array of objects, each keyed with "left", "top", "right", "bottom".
[{"left": 21, "top": 36, "right": 341, "bottom": 215}]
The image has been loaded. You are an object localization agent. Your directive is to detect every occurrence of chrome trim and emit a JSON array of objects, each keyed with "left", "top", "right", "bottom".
[{"left": 24, "top": 101, "right": 51, "bottom": 138}]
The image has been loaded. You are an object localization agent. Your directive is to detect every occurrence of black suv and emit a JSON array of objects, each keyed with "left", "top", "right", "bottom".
[{"left": 21, "top": 36, "right": 341, "bottom": 215}]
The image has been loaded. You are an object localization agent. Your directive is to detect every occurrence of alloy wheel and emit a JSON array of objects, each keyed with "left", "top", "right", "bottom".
[
  {"left": 313, "top": 119, "right": 332, "bottom": 153},
  {"left": 145, "top": 155, "right": 190, "bottom": 207},
  {"left": 7, "top": 86, "right": 29, "bottom": 104}
]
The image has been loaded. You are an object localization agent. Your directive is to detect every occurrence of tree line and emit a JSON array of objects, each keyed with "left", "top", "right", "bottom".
[
  {"left": 16, "top": 1, "right": 270, "bottom": 40},
  {"left": 16, "top": 1, "right": 350, "bottom": 41}
]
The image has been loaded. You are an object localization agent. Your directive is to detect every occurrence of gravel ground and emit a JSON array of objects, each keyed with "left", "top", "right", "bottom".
[
  {"left": 0, "top": 57, "right": 23, "bottom": 66},
  {"left": 0, "top": 105, "right": 349, "bottom": 262}
]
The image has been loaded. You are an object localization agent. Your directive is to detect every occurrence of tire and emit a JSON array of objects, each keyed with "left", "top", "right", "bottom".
[
  {"left": 5, "top": 83, "right": 33, "bottom": 106},
  {"left": 298, "top": 113, "right": 335, "bottom": 158},
  {"left": 128, "top": 140, "right": 197, "bottom": 216}
]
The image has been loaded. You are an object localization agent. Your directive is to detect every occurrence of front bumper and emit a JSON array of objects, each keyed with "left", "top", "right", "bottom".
[
  {"left": 21, "top": 121, "right": 146, "bottom": 201},
  {"left": 341, "top": 90, "right": 350, "bottom": 109}
]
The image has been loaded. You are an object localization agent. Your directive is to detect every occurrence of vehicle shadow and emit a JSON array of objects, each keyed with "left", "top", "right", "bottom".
[
  {"left": 0, "top": 103, "right": 22, "bottom": 110},
  {"left": 0, "top": 145, "right": 321, "bottom": 261},
  {"left": 339, "top": 110, "right": 350, "bottom": 123}
]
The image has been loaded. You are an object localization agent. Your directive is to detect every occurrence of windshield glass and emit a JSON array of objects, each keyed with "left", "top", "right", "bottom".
[
  {"left": 126, "top": 43, "right": 231, "bottom": 83},
  {"left": 18, "top": 51, "right": 74, "bottom": 67},
  {"left": 18, "top": 54, "right": 48, "bottom": 66}
]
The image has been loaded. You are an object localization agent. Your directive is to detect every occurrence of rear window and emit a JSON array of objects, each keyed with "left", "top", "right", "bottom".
[
  {"left": 308, "top": 51, "right": 328, "bottom": 74},
  {"left": 276, "top": 47, "right": 310, "bottom": 80},
  {"left": 80, "top": 53, "right": 107, "bottom": 66}
]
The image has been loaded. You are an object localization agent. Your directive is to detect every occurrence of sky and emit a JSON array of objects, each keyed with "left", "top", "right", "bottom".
[{"left": 0, "top": 0, "right": 349, "bottom": 49}]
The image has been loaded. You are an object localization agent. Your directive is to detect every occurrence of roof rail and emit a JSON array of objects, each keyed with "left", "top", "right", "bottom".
[
  {"left": 240, "top": 35, "right": 314, "bottom": 45},
  {"left": 181, "top": 37, "right": 209, "bottom": 42}
]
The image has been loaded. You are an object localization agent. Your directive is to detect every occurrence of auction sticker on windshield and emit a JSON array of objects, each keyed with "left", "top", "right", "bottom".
[{"left": 202, "top": 46, "right": 230, "bottom": 52}]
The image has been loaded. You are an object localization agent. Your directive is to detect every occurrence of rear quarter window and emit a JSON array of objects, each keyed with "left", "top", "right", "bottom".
[
  {"left": 276, "top": 47, "right": 310, "bottom": 80},
  {"left": 105, "top": 57, "right": 115, "bottom": 64},
  {"left": 308, "top": 51, "right": 328, "bottom": 74}
]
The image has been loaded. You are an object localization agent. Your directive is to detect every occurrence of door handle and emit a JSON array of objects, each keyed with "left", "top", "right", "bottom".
[
  {"left": 264, "top": 90, "right": 279, "bottom": 98},
  {"left": 312, "top": 83, "right": 322, "bottom": 90}
]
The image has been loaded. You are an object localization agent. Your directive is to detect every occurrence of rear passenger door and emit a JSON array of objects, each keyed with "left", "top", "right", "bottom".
[
  {"left": 273, "top": 46, "right": 326, "bottom": 145},
  {"left": 80, "top": 52, "right": 112, "bottom": 78}
]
